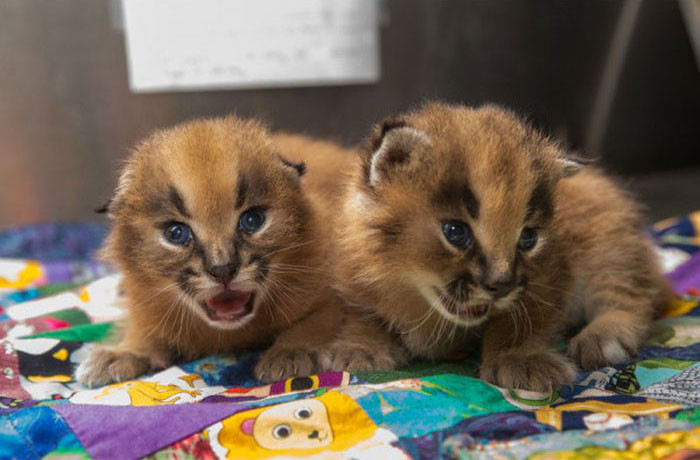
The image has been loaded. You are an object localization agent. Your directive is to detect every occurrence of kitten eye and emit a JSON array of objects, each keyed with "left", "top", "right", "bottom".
[
  {"left": 272, "top": 423, "right": 291, "bottom": 439},
  {"left": 518, "top": 227, "right": 538, "bottom": 251},
  {"left": 442, "top": 220, "right": 473, "bottom": 249},
  {"left": 164, "top": 222, "right": 192, "bottom": 245},
  {"left": 239, "top": 209, "right": 266, "bottom": 234},
  {"left": 294, "top": 407, "right": 312, "bottom": 419}
]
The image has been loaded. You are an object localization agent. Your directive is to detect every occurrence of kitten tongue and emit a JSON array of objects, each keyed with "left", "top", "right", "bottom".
[{"left": 206, "top": 290, "right": 252, "bottom": 321}]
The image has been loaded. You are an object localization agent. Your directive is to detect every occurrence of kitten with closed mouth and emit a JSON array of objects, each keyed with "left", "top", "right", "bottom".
[
  {"left": 317, "top": 102, "right": 670, "bottom": 391},
  {"left": 75, "top": 115, "right": 348, "bottom": 387}
]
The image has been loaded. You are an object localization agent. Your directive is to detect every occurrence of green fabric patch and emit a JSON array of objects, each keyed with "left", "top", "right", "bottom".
[
  {"left": 35, "top": 282, "right": 80, "bottom": 297},
  {"left": 354, "top": 358, "right": 479, "bottom": 383},
  {"left": 676, "top": 407, "right": 700, "bottom": 425},
  {"left": 26, "top": 322, "right": 114, "bottom": 343},
  {"left": 638, "top": 357, "right": 697, "bottom": 370},
  {"left": 39, "top": 308, "right": 91, "bottom": 326}
]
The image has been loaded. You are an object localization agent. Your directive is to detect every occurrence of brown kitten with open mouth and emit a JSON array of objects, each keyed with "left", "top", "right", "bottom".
[
  {"left": 76, "top": 116, "right": 345, "bottom": 386},
  {"left": 326, "top": 102, "right": 670, "bottom": 391}
]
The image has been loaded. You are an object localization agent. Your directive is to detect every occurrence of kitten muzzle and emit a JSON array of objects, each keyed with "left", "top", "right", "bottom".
[
  {"left": 204, "top": 289, "right": 255, "bottom": 322},
  {"left": 447, "top": 303, "right": 490, "bottom": 320}
]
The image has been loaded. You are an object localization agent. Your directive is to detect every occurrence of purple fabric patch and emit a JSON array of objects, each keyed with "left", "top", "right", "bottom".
[
  {"left": 668, "top": 252, "right": 700, "bottom": 294},
  {"left": 53, "top": 401, "right": 248, "bottom": 460}
]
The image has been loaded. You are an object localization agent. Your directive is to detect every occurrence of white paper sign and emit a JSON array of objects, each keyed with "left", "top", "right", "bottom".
[{"left": 121, "top": 0, "right": 380, "bottom": 92}]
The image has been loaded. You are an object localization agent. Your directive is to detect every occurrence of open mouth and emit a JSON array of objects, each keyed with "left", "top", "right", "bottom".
[
  {"left": 203, "top": 290, "right": 255, "bottom": 323},
  {"left": 434, "top": 288, "right": 490, "bottom": 320}
]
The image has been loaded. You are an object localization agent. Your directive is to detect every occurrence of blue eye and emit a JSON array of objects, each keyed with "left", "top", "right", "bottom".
[
  {"left": 518, "top": 227, "right": 538, "bottom": 251},
  {"left": 164, "top": 222, "right": 192, "bottom": 245},
  {"left": 239, "top": 209, "right": 266, "bottom": 234},
  {"left": 442, "top": 220, "right": 473, "bottom": 249}
]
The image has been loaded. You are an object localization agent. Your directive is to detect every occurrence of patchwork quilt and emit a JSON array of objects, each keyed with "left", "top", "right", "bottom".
[{"left": 1, "top": 212, "right": 699, "bottom": 459}]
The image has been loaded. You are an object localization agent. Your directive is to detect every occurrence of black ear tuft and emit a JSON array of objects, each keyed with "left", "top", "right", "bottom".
[
  {"left": 556, "top": 154, "right": 597, "bottom": 178},
  {"left": 94, "top": 199, "right": 112, "bottom": 214},
  {"left": 370, "top": 118, "right": 409, "bottom": 152},
  {"left": 366, "top": 121, "right": 429, "bottom": 187},
  {"left": 380, "top": 118, "right": 408, "bottom": 137},
  {"left": 278, "top": 155, "right": 306, "bottom": 177}
]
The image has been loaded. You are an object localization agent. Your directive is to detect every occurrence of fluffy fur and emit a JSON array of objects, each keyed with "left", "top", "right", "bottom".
[
  {"left": 76, "top": 116, "right": 349, "bottom": 386},
  {"left": 324, "top": 102, "right": 670, "bottom": 391}
]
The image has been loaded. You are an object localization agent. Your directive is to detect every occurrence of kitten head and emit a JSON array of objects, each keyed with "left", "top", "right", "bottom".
[
  {"left": 101, "top": 116, "right": 311, "bottom": 330},
  {"left": 351, "top": 102, "right": 587, "bottom": 327}
]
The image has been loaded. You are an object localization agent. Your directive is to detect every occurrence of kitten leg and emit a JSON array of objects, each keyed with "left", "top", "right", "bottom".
[
  {"left": 480, "top": 310, "right": 576, "bottom": 392},
  {"left": 568, "top": 309, "right": 649, "bottom": 370},
  {"left": 75, "top": 335, "right": 172, "bottom": 388},
  {"left": 254, "top": 301, "right": 341, "bottom": 383},
  {"left": 317, "top": 309, "right": 408, "bottom": 372}
]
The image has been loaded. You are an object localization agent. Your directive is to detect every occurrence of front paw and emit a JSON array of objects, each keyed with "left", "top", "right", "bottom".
[
  {"left": 254, "top": 348, "right": 316, "bottom": 383},
  {"left": 75, "top": 346, "right": 152, "bottom": 388},
  {"left": 569, "top": 324, "right": 638, "bottom": 370},
  {"left": 318, "top": 345, "right": 404, "bottom": 372},
  {"left": 480, "top": 349, "right": 576, "bottom": 392}
]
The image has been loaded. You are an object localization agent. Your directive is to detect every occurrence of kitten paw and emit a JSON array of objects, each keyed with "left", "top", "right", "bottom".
[
  {"left": 480, "top": 350, "right": 576, "bottom": 392},
  {"left": 569, "top": 328, "right": 637, "bottom": 370},
  {"left": 318, "top": 346, "right": 401, "bottom": 372},
  {"left": 254, "top": 348, "right": 316, "bottom": 383},
  {"left": 75, "top": 346, "right": 151, "bottom": 388}
]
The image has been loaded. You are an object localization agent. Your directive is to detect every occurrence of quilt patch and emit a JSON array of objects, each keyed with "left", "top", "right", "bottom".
[{"left": 0, "top": 213, "right": 698, "bottom": 459}]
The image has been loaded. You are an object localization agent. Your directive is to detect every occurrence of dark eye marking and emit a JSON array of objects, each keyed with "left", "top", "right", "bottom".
[
  {"left": 461, "top": 186, "right": 480, "bottom": 219},
  {"left": 249, "top": 255, "right": 270, "bottom": 283},
  {"left": 526, "top": 179, "right": 553, "bottom": 221},
  {"left": 168, "top": 186, "right": 191, "bottom": 219},
  {"left": 435, "top": 182, "right": 480, "bottom": 219},
  {"left": 236, "top": 174, "right": 249, "bottom": 209}
]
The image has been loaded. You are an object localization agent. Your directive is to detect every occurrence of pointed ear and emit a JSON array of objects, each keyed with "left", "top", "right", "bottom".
[
  {"left": 277, "top": 154, "right": 306, "bottom": 177},
  {"left": 367, "top": 119, "right": 429, "bottom": 187},
  {"left": 99, "top": 162, "right": 136, "bottom": 218},
  {"left": 555, "top": 154, "right": 595, "bottom": 178},
  {"left": 94, "top": 199, "right": 112, "bottom": 214}
]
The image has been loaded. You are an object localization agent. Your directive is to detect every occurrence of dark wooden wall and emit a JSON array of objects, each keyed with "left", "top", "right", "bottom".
[{"left": 1, "top": 0, "right": 698, "bottom": 227}]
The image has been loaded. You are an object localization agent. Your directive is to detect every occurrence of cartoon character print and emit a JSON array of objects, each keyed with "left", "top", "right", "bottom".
[
  {"left": 93, "top": 379, "right": 202, "bottom": 406},
  {"left": 243, "top": 398, "right": 333, "bottom": 450},
  {"left": 206, "top": 390, "right": 408, "bottom": 459},
  {"left": 70, "top": 368, "right": 223, "bottom": 406}
]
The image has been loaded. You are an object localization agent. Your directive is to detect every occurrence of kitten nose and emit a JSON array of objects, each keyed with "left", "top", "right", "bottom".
[
  {"left": 308, "top": 430, "right": 319, "bottom": 439},
  {"left": 483, "top": 275, "right": 515, "bottom": 299},
  {"left": 207, "top": 263, "right": 238, "bottom": 286}
]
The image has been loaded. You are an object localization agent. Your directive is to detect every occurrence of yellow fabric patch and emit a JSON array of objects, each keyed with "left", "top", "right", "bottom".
[
  {"left": 79, "top": 287, "right": 90, "bottom": 302},
  {"left": 28, "top": 375, "right": 71, "bottom": 383},
  {"left": 531, "top": 427, "right": 700, "bottom": 459},
  {"left": 0, "top": 262, "right": 43, "bottom": 289},
  {"left": 661, "top": 297, "right": 699, "bottom": 318},
  {"left": 52, "top": 348, "right": 69, "bottom": 361}
]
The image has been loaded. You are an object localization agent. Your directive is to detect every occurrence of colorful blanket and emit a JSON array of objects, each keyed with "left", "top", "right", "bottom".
[{"left": 1, "top": 213, "right": 699, "bottom": 460}]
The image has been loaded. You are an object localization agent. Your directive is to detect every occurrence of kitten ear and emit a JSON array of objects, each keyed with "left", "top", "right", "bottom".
[
  {"left": 99, "top": 162, "right": 136, "bottom": 218},
  {"left": 94, "top": 199, "right": 112, "bottom": 214},
  {"left": 555, "top": 154, "right": 594, "bottom": 178},
  {"left": 367, "top": 119, "right": 429, "bottom": 187},
  {"left": 278, "top": 155, "right": 306, "bottom": 177}
]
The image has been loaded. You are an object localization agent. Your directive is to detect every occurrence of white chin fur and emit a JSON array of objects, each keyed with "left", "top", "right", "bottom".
[{"left": 418, "top": 284, "right": 488, "bottom": 328}]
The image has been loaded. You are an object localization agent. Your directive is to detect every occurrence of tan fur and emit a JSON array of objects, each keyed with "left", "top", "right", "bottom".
[
  {"left": 76, "top": 116, "right": 349, "bottom": 386},
  {"left": 322, "top": 102, "right": 670, "bottom": 391}
]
